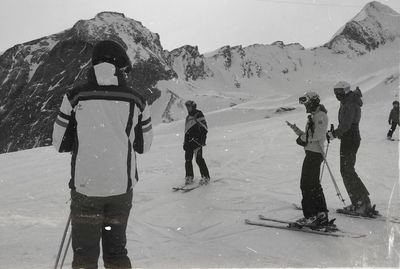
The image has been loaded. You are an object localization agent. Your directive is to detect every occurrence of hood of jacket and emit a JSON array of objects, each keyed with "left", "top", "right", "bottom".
[{"left": 341, "top": 88, "right": 363, "bottom": 107}]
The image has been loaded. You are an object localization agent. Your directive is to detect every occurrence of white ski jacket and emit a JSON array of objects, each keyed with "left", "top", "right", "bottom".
[
  {"left": 53, "top": 64, "right": 153, "bottom": 197},
  {"left": 299, "top": 105, "right": 328, "bottom": 154}
]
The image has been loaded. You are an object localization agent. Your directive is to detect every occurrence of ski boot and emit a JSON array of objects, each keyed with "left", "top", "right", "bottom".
[
  {"left": 185, "top": 176, "right": 194, "bottom": 185},
  {"left": 294, "top": 212, "right": 336, "bottom": 231},
  {"left": 199, "top": 176, "right": 210, "bottom": 185},
  {"left": 340, "top": 201, "right": 379, "bottom": 217}
]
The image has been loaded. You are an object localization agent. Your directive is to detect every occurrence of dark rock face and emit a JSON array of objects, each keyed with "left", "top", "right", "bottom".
[
  {"left": 0, "top": 12, "right": 174, "bottom": 153},
  {"left": 324, "top": 1, "right": 400, "bottom": 54},
  {"left": 167, "top": 45, "right": 211, "bottom": 80}
]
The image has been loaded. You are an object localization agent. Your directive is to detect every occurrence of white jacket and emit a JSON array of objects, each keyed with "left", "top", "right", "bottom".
[
  {"left": 52, "top": 64, "right": 153, "bottom": 197},
  {"left": 299, "top": 105, "right": 328, "bottom": 154}
]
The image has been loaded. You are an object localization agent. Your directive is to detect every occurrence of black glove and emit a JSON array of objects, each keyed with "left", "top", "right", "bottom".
[
  {"left": 296, "top": 136, "right": 307, "bottom": 147},
  {"left": 326, "top": 130, "right": 335, "bottom": 141}
]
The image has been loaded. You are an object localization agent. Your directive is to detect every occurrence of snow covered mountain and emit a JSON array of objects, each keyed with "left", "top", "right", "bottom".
[
  {"left": 325, "top": 1, "right": 400, "bottom": 54},
  {"left": 0, "top": 12, "right": 174, "bottom": 153},
  {"left": 153, "top": 1, "right": 400, "bottom": 123},
  {"left": 0, "top": 2, "right": 399, "bottom": 153}
]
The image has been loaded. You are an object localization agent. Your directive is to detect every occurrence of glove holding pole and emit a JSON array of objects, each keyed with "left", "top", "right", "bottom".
[{"left": 326, "top": 123, "right": 336, "bottom": 142}]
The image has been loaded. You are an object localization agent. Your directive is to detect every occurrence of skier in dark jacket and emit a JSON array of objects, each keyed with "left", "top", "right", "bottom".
[
  {"left": 387, "top": 100, "right": 399, "bottom": 140},
  {"left": 183, "top": 100, "right": 210, "bottom": 185},
  {"left": 326, "top": 82, "right": 376, "bottom": 216},
  {"left": 287, "top": 91, "right": 329, "bottom": 227},
  {"left": 53, "top": 40, "right": 153, "bottom": 269}
]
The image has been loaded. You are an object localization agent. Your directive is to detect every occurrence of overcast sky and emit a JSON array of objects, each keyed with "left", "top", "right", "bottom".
[{"left": 1, "top": 0, "right": 400, "bottom": 53}]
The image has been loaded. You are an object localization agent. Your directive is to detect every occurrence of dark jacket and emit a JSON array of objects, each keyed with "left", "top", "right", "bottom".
[
  {"left": 333, "top": 88, "right": 363, "bottom": 140},
  {"left": 184, "top": 109, "right": 208, "bottom": 151},
  {"left": 389, "top": 107, "right": 399, "bottom": 124}
]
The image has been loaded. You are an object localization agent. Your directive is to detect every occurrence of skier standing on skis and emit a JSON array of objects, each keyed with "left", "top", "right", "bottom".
[
  {"left": 287, "top": 91, "right": 329, "bottom": 227},
  {"left": 326, "top": 82, "right": 376, "bottom": 216},
  {"left": 52, "top": 40, "right": 153, "bottom": 269},
  {"left": 387, "top": 100, "right": 399, "bottom": 140},
  {"left": 183, "top": 100, "right": 210, "bottom": 185}
]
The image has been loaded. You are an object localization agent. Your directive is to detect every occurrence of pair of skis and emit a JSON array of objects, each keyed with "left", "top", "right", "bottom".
[
  {"left": 246, "top": 204, "right": 400, "bottom": 238},
  {"left": 172, "top": 183, "right": 204, "bottom": 193},
  {"left": 335, "top": 208, "right": 400, "bottom": 224},
  {"left": 245, "top": 215, "right": 366, "bottom": 238},
  {"left": 292, "top": 203, "right": 400, "bottom": 224},
  {"left": 172, "top": 178, "right": 222, "bottom": 193}
]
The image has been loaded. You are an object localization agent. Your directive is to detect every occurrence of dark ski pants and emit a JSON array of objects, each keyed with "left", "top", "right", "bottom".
[
  {"left": 300, "top": 150, "right": 328, "bottom": 218},
  {"left": 387, "top": 122, "right": 399, "bottom": 138},
  {"left": 70, "top": 190, "right": 133, "bottom": 269},
  {"left": 340, "top": 139, "right": 370, "bottom": 206},
  {"left": 185, "top": 147, "right": 210, "bottom": 178}
]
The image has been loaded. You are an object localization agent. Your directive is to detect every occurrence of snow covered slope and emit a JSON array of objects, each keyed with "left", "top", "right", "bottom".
[
  {"left": 155, "top": 1, "right": 400, "bottom": 123},
  {"left": 0, "top": 73, "right": 399, "bottom": 268}
]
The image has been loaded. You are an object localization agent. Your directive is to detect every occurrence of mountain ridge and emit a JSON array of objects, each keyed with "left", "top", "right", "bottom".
[{"left": 0, "top": 1, "right": 399, "bottom": 153}]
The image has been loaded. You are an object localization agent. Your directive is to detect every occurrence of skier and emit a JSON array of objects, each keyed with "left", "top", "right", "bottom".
[
  {"left": 52, "top": 40, "right": 153, "bottom": 269},
  {"left": 287, "top": 91, "right": 329, "bottom": 227},
  {"left": 326, "top": 82, "right": 376, "bottom": 216},
  {"left": 183, "top": 100, "right": 210, "bottom": 185},
  {"left": 387, "top": 100, "right": 399, "bottom": 140}
]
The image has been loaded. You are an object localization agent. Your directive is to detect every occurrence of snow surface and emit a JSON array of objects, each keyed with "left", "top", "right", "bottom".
[
  {"left": 0, "top": 74, "right": 399, "bottom": 268},
  {"left": 153, "top": 39, "right": 400, "bottom": 125}
]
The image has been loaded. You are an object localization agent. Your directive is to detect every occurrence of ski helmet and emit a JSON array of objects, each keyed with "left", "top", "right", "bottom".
[
  {"left": 92, "top": 40, "right": 132, "bottom": 73},
  {"left": 333, "top": 81, "right": 351, "bottom": 101},
  {"left": 299, "top": 91, "right": 320, "bottom": 113},
  {"left": 334, "top": 81, "right": 351, "bottom": 94},
  {"left": 393, "top": 100, "right": 399, "bottom": 106},
  {"left": 185, "top": 100, "right": 197, "bottom": 108}
]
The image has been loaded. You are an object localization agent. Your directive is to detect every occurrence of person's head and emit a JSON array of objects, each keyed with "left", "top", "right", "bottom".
[
  {"left": 299, "top": 91, "right": 320, "bottom": 113},
  {"left": 333, "top": 81, "right": 351, "bottom": 101},
  {"left": 393, "top": 100, "right": 399, "bottom": 107},
  {"left": 185, "top": 100, "right": 197, "bottom": 113},
  {"left": 92, "top": 40, "right": 132, "bottom": 74}
]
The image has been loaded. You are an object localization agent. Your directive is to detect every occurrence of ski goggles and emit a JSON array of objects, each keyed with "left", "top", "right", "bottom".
[
  {"left": 299, "top": 96, "right": 309, "bottom": 104},
  {"left": 334, "top": 88, "right": 346, "bottom": 95}
]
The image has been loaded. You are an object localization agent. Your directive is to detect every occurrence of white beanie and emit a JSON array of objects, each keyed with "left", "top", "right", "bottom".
[{"left": 334, "top": 81, "right": 351, "bottom": 93}]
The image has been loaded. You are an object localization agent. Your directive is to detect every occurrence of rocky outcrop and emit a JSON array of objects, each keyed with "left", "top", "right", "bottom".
[
  {"left": 0, "top": 12, "right": 175, "bottom": 153},
  {"left": 325, "top": 1, "right": 400, "bottom": 54}
]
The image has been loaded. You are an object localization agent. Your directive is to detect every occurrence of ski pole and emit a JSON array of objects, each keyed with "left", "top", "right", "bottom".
[
  {"left": 320, "top": 151, "right": 346, "bottom": 206},
  {"left": 319, "top": 142, "right": 329, "bottom": 182},
  {"left": 59, "top": 232, "right": 72, "bottom": 269},
  {"left": 320, "top": 124, "right": 333, "bottom": 182},
  {"left": 54, "top": 212, "right": 71, "bottom": 269}
]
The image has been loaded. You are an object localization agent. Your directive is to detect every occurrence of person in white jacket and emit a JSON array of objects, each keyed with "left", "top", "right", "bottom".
[
  {"left": 52, "top": 40, "right": 153, "bottom": 269},
  {"left": 287, "top": 91, "right": 329, "bottom": 227}
]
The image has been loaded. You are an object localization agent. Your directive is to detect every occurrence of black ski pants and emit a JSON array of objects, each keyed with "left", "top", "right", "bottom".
[
  {"left": 387, "top": 122, "right": 399, "bottom": 138},
  {"left": 70, "top": 190, "right": 133, "bottom": 269},
  {"left": 300, "top": 150, "right": 328, "bottom": 218},
  {"left": 185, "top": 147, "right": 210, "bottom": 178},
  {"left": 340, "top": 138, "right": 370, "bottom": 206}
]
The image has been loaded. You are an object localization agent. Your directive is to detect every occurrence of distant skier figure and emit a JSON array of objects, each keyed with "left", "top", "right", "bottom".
[
  {"left": 287, "top": 91, "right": 329, "bottom": 227},
  {"left": 387, "top": 100, "right": 399, "bottom": 140},
  {"left": 53, "top": 40, "right": 153, "bottom": 269},
  {"left": 326, "top": 82, "right": 377, "bottom": 216},
  {"left": 183, "top": 100, "right": 210, "bottom": 185}
]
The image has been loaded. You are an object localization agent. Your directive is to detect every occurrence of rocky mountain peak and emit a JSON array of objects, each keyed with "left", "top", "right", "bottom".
[
  {"left": 0, "top": 12, "right": 174, "bottom": 153},
  {"left": 325, "top": 1, "right": 400, "bottom": 54}
]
